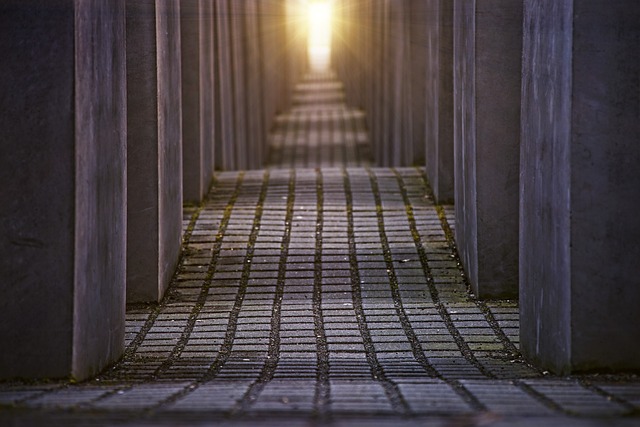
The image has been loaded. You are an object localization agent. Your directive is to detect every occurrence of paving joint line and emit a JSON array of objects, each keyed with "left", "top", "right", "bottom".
[
  {"left": 147, "top": 170, "right": 271, "bottom": 412},
  {"left": 150, "top": 173, "right": 248, "bottom": 380},
  {"left": 404, "top": 168, "right": 570, "bottom": 415},
  {"left": 20, "top": 174, "right": 241, "bottom": 407},
  {"left": 391, "top": 168, "right": 490, "bottom": 412},
  {"left": 577, "top": 378, "right": 639, "bottom": 415},
  {"left": 312, "top": 168, "right": 331, "bottom": 420},
  {"left": 343, "top": 168, "right": 411, "bottom": 416},
  {"left": 110, "top": 173, "right": 228, "bottom": 374},
  {"left": 366, "top": 167, "right": 439, "bottom": 379},
  {"left": 232, "top": 169, "right": 296, "bottom": 416}
]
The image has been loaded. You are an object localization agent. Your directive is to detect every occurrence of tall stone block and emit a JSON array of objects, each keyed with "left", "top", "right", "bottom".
[
  {"left": 126, "top": 0, "right": 183, "bottom": 302},
  {"left": 409, "top": 0, "right": 428, "bottom": 167},
  {"left": 214, "top": 0, "right": 236, "bottom": 171},
  {"left": 0, "top": 0, "right": 126, "bottom": 380},
  {"left": 453, "top": 0, "right": 522, "bottom": 299},
  {"left": 230, "top": 0, "right": 249, "bottom": 170},
  {"left": 423, "top": 0, "right": 454, "bottom": 203},
  {"left": 200, "top": 0, "right": 215, "bottom": 181},
  {"left": 520, "top": 0, "right": 640, "bottom": 374},
  {"left": 181, "top": 0, "right": 211, "bottom": 202},
  {"left": 245, "top": 0, "right": 265, "bottom": 169}
]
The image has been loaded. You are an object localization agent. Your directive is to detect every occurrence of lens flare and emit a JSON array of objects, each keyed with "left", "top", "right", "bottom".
[{"left": 307, "top": 1, "right": 333, "bottom": 71}]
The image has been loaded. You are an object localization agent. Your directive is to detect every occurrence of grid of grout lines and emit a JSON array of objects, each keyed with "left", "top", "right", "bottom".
[
  {"left": 1, "top": 72, "right": 639, "bottom": 425},
  {"left": 267, "top": 71, "right": 371, "bottom": 168}
]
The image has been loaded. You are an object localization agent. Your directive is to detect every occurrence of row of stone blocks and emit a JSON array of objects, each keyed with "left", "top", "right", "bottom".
[
  {"left": 0, "top": 0, "right": 291, "bottom": 380},
  {"left": 335, "top": 0, "right": 639, "bottom": 374}
]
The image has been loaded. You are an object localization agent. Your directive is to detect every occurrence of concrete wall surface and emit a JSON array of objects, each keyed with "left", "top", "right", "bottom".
[
  {"left": 409, "top": 0, "right": 428, "bottom": 168},
  {"left": 422, "top": 0, "right": 454, "bottom": 203},
  {"left": 336, "top": 0, "right": 443, "bottom": 168},
  {"left": 0, "top": 0, "right": 127, "bottom": 380},
  {"left": 520, "top": 0, "right": 640, "bottom": 374},
  {"left": 453, "top": 0, "right": 522, "bottom": 299},
  {"left": 180, "top": 0, "right": 206, "bottom": 202},
  {"left": 126, "top": 0, "right": 183, "bottom": 303}
]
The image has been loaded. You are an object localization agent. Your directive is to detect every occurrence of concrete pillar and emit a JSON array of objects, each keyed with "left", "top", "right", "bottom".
[
  {"left": 201, "top": 0, "right": 215, "bottom": 183},
  {"left": 230, "top": 0, "right": 249, "bottom": 170},
  {"left": 214, "top": 0, "right": 236, "bottom": 171},
  {"left": 397, "top": 1, "right": 414, "bottom": 166},
  {"left": 126, "top": 0, "right": 183, "bottom": 303},
  {"left": 180, "top": 0, "right": 212, "bottom": 202},
  {"left": 453, "top": 0, "right": 522, "bottom": 299},
  {"left": 409, "top": 0, "right": 428, "bottom": 167},
  {"left": 0, "top": 0, "right": 126, "bottom": 380},
  {"left": 422, "top": 0, "right": 454, "bottom": 203},
  {"left": 379, "top": 1, "right": 392, "bottom": 165},
  {"left": 371, "top": 1, "right": 385, "bottom": 165},
  {"left": 245, "top": 0, "right": 265, "bottom": 169},
  {"left": 520, "top": 0, "right": 640, "bottom": 374},
  {"left": 258, "top": 0, "right": 287, "bottom": 137}
]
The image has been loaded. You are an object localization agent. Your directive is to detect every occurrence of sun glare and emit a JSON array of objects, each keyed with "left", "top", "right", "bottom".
[{"left": 307, "top": 1, "right": 333, "bottom": 71}]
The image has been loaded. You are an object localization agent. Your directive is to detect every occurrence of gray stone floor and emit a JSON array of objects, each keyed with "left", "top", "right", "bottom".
[{"left": 1, "top": 72, "right": 639, "bottom": 426}]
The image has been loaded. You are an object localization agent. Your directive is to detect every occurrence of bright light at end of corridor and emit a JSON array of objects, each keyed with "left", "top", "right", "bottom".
[{"left": 307, "top": 1, "right": 333, "bottom": 71}]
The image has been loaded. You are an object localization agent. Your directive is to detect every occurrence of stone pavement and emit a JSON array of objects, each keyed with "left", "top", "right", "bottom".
[
  {"left": 1, "top": 73, "right": 639, "bottom": 427},
  {"left": 267, "top": 71, "right": 370, "bottom": 168}
]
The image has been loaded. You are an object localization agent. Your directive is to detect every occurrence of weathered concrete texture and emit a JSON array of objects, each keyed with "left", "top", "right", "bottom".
[
  {"left": 244, "top": 0, "right": 266, "bottom": 169},
  {"left": 229, "top": 1, "right": 249, "bottom": 170},
  {"left": 126, "top": 0, "right": 183, "bottom": 303},
  {"left": 336, "top": 0, "right": 428, "bottom": 168},
  {"left": 520, "top": 0, "right": 640, "bottom": 374},
  {"left": 180, "top": 0, "right": 206, "bottom": 203},
  {"left": 213, "top": 0, "right": 236, "bottom": 171},
  {"left": 422, "top": 0, "right": 454, "bottom": 203},
  {"left": 258, "top": 0, "right": 288, "bottom": 139},
  {"left": 453, "top": 0, "right": 522, "bottom": 299},
  {"left": 409, "top": 0, "right": 427, "bottom": 167},
  {"left": 0, "top": 0, "right": 126, "bottom": 380},
  {"left": 200, "top": 0, "right": 215, "bottom": 183}
]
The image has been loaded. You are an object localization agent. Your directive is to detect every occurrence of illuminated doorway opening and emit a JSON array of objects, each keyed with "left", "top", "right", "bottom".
[{"left": 307, "top": 0, "right": 333, "bottom": 71}]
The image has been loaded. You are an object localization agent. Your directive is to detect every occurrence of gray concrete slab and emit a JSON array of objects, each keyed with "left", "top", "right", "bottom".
[
  {"left": 245, "top": 0, "right": 266, "bottom": 170},
  {"left": 201, "top": 0, "right": 215, "bottom": 184},
  {"left": 214, "top": 0, "right": 236, "bottom": 171},
  {"left": 0, "top": 0, "right": 126, "bottom": 380},
  {"left": 126, "top": 0, "right": 183, "bottom": 303},
  {"left": 409, "top": 0, "right": 428, "bottom": 168},
  {"left": 230, "top": 0, "right": 249, "bottom": 170},
  {"left": 180, "top": 0, "right": 209, "bottom": 202},
  {"left": 520, "top": 0, "right": 640, "bottom": 374},
  {"left": 453, "top": 0, "right": 522, "bottom": 299},
  {"left": 421, "top": 0, "right": 454, "bottom": 203}
]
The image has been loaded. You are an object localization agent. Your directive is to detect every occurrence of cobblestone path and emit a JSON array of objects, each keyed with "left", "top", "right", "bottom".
[{"left": 1, "top": 73, "right": 639, "bottom": 426}]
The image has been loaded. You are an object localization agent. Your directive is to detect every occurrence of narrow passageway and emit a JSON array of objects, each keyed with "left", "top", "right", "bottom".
[
  {"left": 267, "top": 71, "right": 370, "bottom": 168},
  {"left": 1, "top": 73, "right": 637, "bottom": 427}
]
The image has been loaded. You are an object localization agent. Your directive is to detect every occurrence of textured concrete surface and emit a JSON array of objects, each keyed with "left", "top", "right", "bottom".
[
  {"left": 214, "top": 0, "right": 236, "bottom": 171},
  {"left": 2, "top": 73, "right": 639, "bottom": 426},
  {"left": 126, "top": 0, "right": 183, "bottom": 303},
  {"left": 230, "top": 0, "right": 249, "bottom": 170},
  {"left": 181, "top": 0, "right": 208, "bottom": 203},
  {"left": 0, "top": 0, "right": 127, "bottom": 380},
  {"left": 200, "top": 0, "right": 215, "bottom": 190},
  {"left": 453, "top": 0, "right": 522, "bottom": 299},
  {"left": 244, "top": 0, "right": 266, "bottom": 169},
  {"left": 520, "top": 0, "right": 640, "bottom": 374},
  {"left": 421, "top": 0, "right": 455, "bottom": 203},
  {"left": 337, "top": 0, "right": 453, "bottom": 173},
  {"left": 73, "top": 0, "right": 128, "bottom": 380}
]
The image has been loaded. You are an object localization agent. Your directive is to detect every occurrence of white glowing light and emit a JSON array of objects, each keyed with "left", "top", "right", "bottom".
[{"left": 307, "top": 1, "right": 332, "bottom": 71}]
